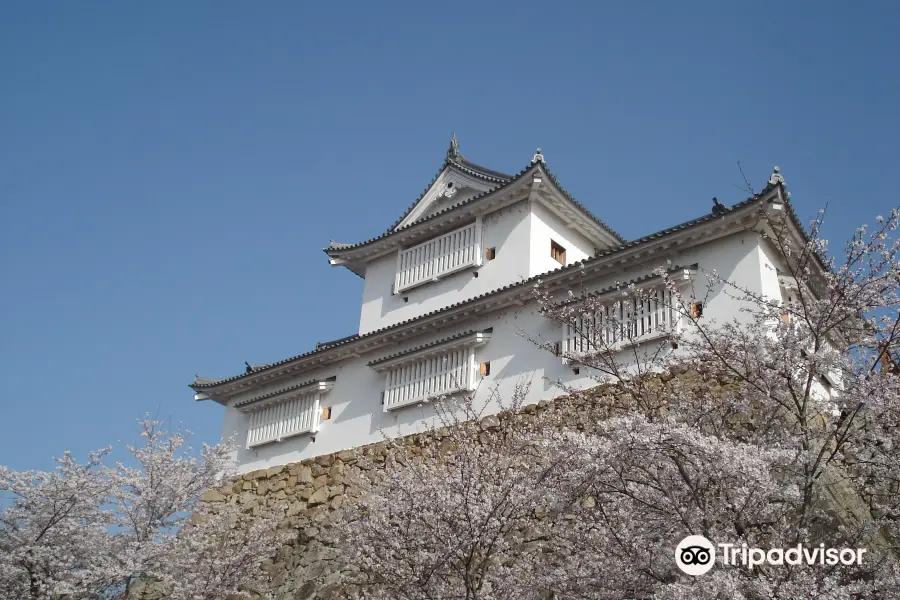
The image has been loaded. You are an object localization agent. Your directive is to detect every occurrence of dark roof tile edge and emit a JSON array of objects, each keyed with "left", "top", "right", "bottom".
[
  {"left": 366, "top": 327, "right": 493, "bottom": 367},
  {"left": 539, "top": 163, "right": 627, "bottom": 244},
  {"left": 195, "top": 188, "right": 797, "bottom": 390},
  {"left": 549, "top": 264, "right": 700, "bottom": 309},
  {"left": 316, "top": 334, "right": 359, "bottom": 349},
  {"left": 191, "top": 279, "right": 533, "bottom": 389},
  {"left": 233, "top": 378, "right": 323, "bottom": 408},
  {"left": 450, "top": 156, "right": 513, "bottom": 182}
]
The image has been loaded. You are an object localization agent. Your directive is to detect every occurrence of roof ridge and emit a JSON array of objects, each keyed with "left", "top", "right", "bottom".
[
  {"left": 448, "top": 155, "right": 513, "bottom": 182},
  {"left": 445, "top": 133, "right": 512, "bottom": 181}
]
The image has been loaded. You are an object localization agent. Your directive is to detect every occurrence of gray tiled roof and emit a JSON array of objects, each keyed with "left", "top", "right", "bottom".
[
  {"left": 193, "top": 184, "right": 797, "bottom": 392},
  {"left": 326, "top": 158, "right": 626, "bottom": 255},
  {"left": 450, "top": 154, "right": 513, "bottom": 183},
  {"left": 540, "top": 163, "right": 626, "bottom": 244},
  {"left": 550, "top": 264, "right": 700, "bottom": 309},
  {"left": 367, "top": 328, "right": 493, "bottom": 367},
  {"left": 191, "top": 280, "right": 534, "bottom": 390},
  {"left": 316, "top": 334, "right": 359, "bottom": 349},
  {"left": 233, "top": 378, "right": 323, "bottom": 409}
]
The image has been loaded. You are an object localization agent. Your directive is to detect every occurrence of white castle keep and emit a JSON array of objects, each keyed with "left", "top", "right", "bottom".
[{"left": 191, "top": 136, "right": 809, "bottom": 473}]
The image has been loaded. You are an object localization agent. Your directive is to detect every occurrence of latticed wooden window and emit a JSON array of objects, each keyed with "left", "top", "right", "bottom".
[
  {"left": 561, "top": 284, "right": 680, "bottom": 357},
  {"left": 395, "top": 219, "right": 482, "bottom": 293},
  {"left": 237, "top": 381, "right": 334, "bottom": 448},
  {"left": 370, "top": 330, "right": 492, "bottom": 411},
  {"left": 382, "top": 347, "right": 474, "bottom": 411}
]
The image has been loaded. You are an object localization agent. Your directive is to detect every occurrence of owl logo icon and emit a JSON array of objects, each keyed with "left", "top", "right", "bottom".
[{"left": 675, "top": 535, "right": 716, "bottom": 575}]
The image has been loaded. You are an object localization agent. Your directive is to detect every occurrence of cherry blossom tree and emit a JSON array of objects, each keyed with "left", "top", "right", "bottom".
[
  {"left": 342, "top": 192, "right": 900, "bottom": 598},
  {"left": 334, "top": 387, "right": 574, "bottom": 600},
  {"left": 0, "top": 417, "right": 283, "bottom": 600},
  {"left": 533, "top": 200, "right": 900, "bottom": 598},
  {"left": 0, "top": 448, "right": 119, "bottom": 599}
]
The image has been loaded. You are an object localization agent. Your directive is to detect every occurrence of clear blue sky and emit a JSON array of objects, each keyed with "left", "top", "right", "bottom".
[{"left": 1, "top": 3, "right": 897, "bottom": 470}]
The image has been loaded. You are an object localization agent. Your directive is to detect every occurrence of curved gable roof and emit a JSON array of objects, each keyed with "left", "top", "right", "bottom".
[
  {"left": 326, "top": 165, "right": 626, "bottom": 260},
  {"left": 385, "top": 135, "right": 513, "bottom": 233}
]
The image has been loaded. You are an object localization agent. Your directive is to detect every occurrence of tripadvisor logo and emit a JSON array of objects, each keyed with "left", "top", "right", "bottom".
[
  {"left": 675, "top": 535, "right": 716, "bottom": 576},
  {"left": 674, "top": 535, "right": 867, "bottom": 575}
]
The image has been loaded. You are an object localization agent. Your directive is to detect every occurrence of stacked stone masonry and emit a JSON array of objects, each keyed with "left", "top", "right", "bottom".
[{"left": 190, "top": 366, "right": 878, "bottom": 600}]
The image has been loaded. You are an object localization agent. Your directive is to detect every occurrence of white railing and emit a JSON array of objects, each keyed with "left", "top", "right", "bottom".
[
  {"left": 395, "top": 218, "right": 482, "bottom": 293},
  {"left": 562, "top": 285, "right": 678, "bottom": 357},
  {"left": 383, "top": 347, "right": 474, "bottom": 411},
  {"left": 245, "top": 391, "right": 321, "bottom": 448}
]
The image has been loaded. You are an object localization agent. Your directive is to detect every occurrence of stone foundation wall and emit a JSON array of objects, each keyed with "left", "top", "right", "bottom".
[
  {"left": 200, "top": 369, "right": 707, "bottom": 600},
  {"left": 197, "top": 366, "right": 880, "bottom": 600}
]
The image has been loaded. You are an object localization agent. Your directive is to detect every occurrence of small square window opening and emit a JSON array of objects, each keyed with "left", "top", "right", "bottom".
[
  {"left": 690, "top": 301, "right": 704, "bottom": 319},
  {"left": 550, "top": 240, "right": 566, "bottom": 265}
]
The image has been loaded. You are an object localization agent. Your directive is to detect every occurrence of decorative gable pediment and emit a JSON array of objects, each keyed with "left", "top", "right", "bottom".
[
  {"left": 392, "top": 134, "right": 512, "bottom": 231},
  {"left": 394, "top": 167, "right": 497, "bottom": 230}
]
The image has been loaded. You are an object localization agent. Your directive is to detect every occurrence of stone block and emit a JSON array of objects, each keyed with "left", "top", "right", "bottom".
[
  {"left": 244, "top": 469, "right": 268, "bottom": 481},
  {"left": 201, "top": 489, "right": 227, "bottom": 502},
  {"left": 296, "top": 466, "right": 313, "bottom": 484},
  {"left": 336, "top": 449, "right": 357, "bottom": 463},
  {"left": 308, "top": 486, "right": 330, "bottom": 506}
]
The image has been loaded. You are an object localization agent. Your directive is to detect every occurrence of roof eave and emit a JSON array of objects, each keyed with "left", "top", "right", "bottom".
[
  {"left": 191, "top": 388, "right": 227, "bottom": 405},
  {"left": 323, "top": 249, "right": 367, "bottom": 277},
  {"left": 536, "top": 163, "right": 627, "bottom": 245},
  {"left": 193, "top": 196, "right": 777, "bottom": 397},
  {"left": 762, "top": 182, "right": 831, "bottom": 283},
  {"left": 532, "top": 168, "right": 623, "bottom": 250}
]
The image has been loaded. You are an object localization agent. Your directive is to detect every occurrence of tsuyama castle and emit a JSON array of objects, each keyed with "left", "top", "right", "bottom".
[{"left": 191, "top": 136, "right": 808, "bottom": 473}]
